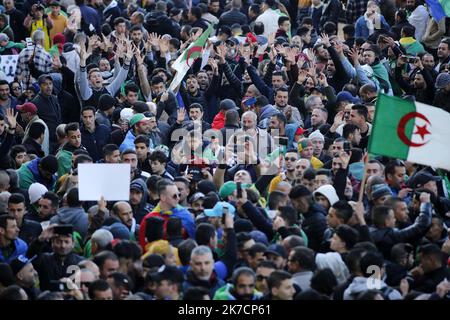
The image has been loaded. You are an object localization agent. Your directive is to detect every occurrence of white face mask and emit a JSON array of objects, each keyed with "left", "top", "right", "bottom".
[{"left": 265, "top": 209, "right": 277, "bottom": 220}]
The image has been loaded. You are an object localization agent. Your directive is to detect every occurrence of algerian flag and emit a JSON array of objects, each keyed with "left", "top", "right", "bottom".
[
  {"left": 169, "top": 24, "right": 214, "bottom": 92},
  {"left": 368, "top": 94, "right": 450, "bottom": 170}
]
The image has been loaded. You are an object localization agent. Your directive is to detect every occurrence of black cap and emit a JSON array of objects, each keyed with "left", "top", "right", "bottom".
[
  {"left": 225, "top": 37, "right": 239, "bottom": 46},
  {"left": 219, "top": 99, "right": 238, "bottom": 111},
  {"left": 10, "top": 255, "right": 36, "bottom": 276},
  {"left": 188, "top": 166, "right": 204, "bottom": 182},
  {"left": 264, "top": 244, "right": 287, "bottom": 259},
  {"left": 38, "top": 74, "right": 53, "bottom": 85},
  {"left": 408, "top": 171, "right": 442, "bottom": 189},
  {"left": 151, "top": 265, "right": 185, "bottom": 284}
]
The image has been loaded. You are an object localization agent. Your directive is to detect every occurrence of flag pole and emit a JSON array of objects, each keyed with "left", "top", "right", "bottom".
[{"left": 358, "top": 153, "right": 369, "bottom": 203}]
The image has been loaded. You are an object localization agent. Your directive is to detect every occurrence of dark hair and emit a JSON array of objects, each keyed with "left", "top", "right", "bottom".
[
  {"left": 360, "top": 251, "right": 384, "bottom": 277},
  {"left": 178, "top": 239, "right": 197, "bottom": 266},
  {"left": 129, "top": 25, "right": 142, "bottom": 33},
  {"left": 103, "top": 144, "right": 119, "bottom": 157},
  {"left": 401, "top": 25, "right": 416, "bottom": 38},
  {"left": 323, "top": 22, "right": 336, "bottom": 35},
  {"left": 74, "top": 154, "right": 93, "bottom": 168},
  {"left": 183, "top": 286, "right": 210, "bottom": 300},
  {"left": 167, "top": 217, "right": 183, "bottom": 239},
  {"left": 310, "top": 268, "right": 337, "bottom": 296},
  {"left": 134, "top": 134, "right": 150, "bottom": 147},
  {"left": 396, "top": 9, "right": 407, "bottom": 21},
  {"left": 331, "top": 201, "right": 353, "bottom": 224},
  {"left": 113, "top": 240, "right": 142, "bottom": 261},
  {"left": 0, "top": 215, "right": 16, "bottom": 230},
  {"left": 267, "top": 270, "right": 292, "bottom": 291},
  {"left": 257, "top": 260, "right": 277, "bottom": 270},
  {"left": 113, "top": 17, "right": 126, "bottom": 26},
  {"left": 195, "top": 223, "right": 216, "bottom": 246},
  {"left": 88, "top": 279, "right": 111, "bottom": 299},
  {"left": 121, "top": 149, "right": 137, "bottom": 158},
  {"left": 297, "top": 26, "right": 310, "bottom": 37},
  {"left": 248, "top": 243, "right": 267, "bottom": 258},
  {"left": 278, "top": 16, "right": 290, "bottom": 26},
  {"left": 66, "top": 187, "right": 81, "bottom": 207},
  {"left": 146, "top": 175, "right": 162, "bottom": 193},
  {"left": 301, "top": 17, "right": 313, "bottom": 26},
  {"left": 343, "top": 24, "right": 355, "bottom": 36},
  {"left": 342, "top": 124, "right": 359, "bottom": 140},
  {"left": 188, "top": 103, "right": 203, "bottom": 113},
  {"left": 253, "top": 21, "right": 264, "bottom": 35},
  {"left": 7, "top": 193, "right": 25, "bottom": 205},
  {"left": 125, "top": 83, "right": 140, "bottom": 95},
  {"left": 418, "top": 243, "right": 443, "bottom": 262},
  {"left": 42, "top": 191, "right": 59, "bottom": 208},
  {"left": 190, "top": 7, "right": 202, "bottom": 19},
  {"left": 335, "top": 225, "right": 359, "bottom": 250},
  {"left": 267, "top": 191, "right": 286, "bottom": 210},
  {"left": 0, "top": 263, "right": 14, "bottom": 287},
  {"left": 372, "top": 205, "right": 392, "bottom": 228},
  {"left": 290, "top": 246, "right": 316, "bottom": 271},
  {"left": 28, "top": 122, "right": 46, "bottom": 140},
  {"left": 316, "top": 169, "right": 331, "bottom": 177},
  {"left": 236, "top": 232, "right": 253, "bottom": 250},
  {"left": 9, "top": 145, "right": 27, "bottom": 158},
  {"left": 81, "top": 106, "right": 96, "bottom": 116},
  {"left": 149, "top": 150, "right": 167, "bottom": 164},
  {"left": 65, "top": 122, "right": 80, "bottom": 135},
  {"left": 278, "top": 206, "right": 298, "bottom": 226},
  {"left": 351, "top": 104, "right": 368, "bottom": 121},
  {"left": 93, "top": 250, "right": 119, "bottom": 270},
  {"left": 151, "top": 76, "right": 164, "bottom": 86},
  {"left": 249, "top": 4, "right": 260, "bottom": 15},
  {"left": 107, "top": 272, "right": 134, "bottom": 291},
  {"left": 384, "top": 160, "right": 405, "bottom": 180},
  {"left": 232, "top": 267, "right": 255, "bottom": 286}
]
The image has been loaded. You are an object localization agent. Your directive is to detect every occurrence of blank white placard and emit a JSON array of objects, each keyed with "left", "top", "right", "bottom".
[{"left": 78, "top": 163, "right": 131, "bottom": 201}]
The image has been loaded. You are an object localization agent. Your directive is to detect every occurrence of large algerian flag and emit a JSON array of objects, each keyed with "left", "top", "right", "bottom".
[
  {"left": 368, "top": 94, "right": 450, "bottom": 170},
  {"left": 169, "top": 24, "right": 214, "bottom": 92}
]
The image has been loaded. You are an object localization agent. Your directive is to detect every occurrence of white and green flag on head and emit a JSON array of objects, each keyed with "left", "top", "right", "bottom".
[
  {"left": 169, "top": 24, "right": 214, "bottom": 92},
  {"left": 368, "top": 94, "right": 450, "bottom": 170}
]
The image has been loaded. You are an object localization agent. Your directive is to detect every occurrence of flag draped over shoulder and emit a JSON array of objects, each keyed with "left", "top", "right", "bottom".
[
  {"left": 425, "top": 0, "right": 450, "bottom": 22},
  {"left": 169, "top": 24, "right": 214, "bottom": 92},
  {"left": 368, "top": 94, "right": 450, "bottom": 170}
]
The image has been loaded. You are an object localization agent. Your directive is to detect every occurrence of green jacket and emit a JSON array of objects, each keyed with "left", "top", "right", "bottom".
[
  {"left": 56, "top": 149, "right": 73, "bottom": 177},
  {"left": 213, "top": 283, "right": 263, "bottom": 300}
]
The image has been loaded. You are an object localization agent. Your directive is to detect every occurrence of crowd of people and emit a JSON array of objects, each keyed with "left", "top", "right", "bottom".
[{"left": 0, "top": 0, "right": 450, "bottom": 301}]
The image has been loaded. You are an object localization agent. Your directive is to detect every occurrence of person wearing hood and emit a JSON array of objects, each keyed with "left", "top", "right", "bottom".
[
  {"left": 254, "top": 95, "right": 279, "bottom": 129},
  {"left": 289, "top": 185, "right": 327, "bottom": 251},
  {"left": 129, "top": 180, "right": 152, "bottom": 225},
  {"left": 17, "top": 155, "right": 58, "bottom": 191},
  {"left": 49, "top": 72, "right": 79, "bottom": 125},
  {"left": 50, "top": 188, "right": 88, "bottom": 240},
  {"left": 313, "top": 184, "right": 339, "bottom": 212},
  {"left": 0, "top": 33, "right": 24, "bottom": 55},
  {"left": 343, "top": 251, "right": 402, "bottom": 300}
]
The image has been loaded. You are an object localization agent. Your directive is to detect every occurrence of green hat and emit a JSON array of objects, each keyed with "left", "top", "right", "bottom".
[
  {"left": 219, "top": 181, "right": 237, "bottom": 199},
  {"left": 129, "top": 113, "right": 150, "bottom": 127}
]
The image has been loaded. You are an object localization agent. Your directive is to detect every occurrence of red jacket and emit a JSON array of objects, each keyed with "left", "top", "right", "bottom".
[{"left": 211, "top": 111, "right": 226, "bottom": 130}]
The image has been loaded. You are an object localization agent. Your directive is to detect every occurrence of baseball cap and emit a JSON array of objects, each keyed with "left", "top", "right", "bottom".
[
  {"left": 295, "top": 127, "right": 305, "bottom": 136},
  {"left": 336, "top": 91, "right": 360, "bottom": 104},
  {"left": 225, "top": 37, "right": 239, "bottom": 46},
  {"left": 204, "top": 201, "right": 236, "bottom": 217},
  {"left": 219, "top": 99, "right": 238, "bottom": 111},
  {"left": 130, "top": 181, "right": 145, "bottom": 193},
  {"left": 151, "top": 265, "right": 185, "bottom": 284},
  {"left": 129, "top": 113, "right": 151, "bottom": 127},
  {"left": 10, "top": 255, "right": 37, "bottom": 276},
  {"left": 188, "top": 166, "right": 204, "bottom": 182},
  {"left": 188, "top": 192, "right": 205, "bottom": 204},
  {"left": 264, "top": 244, "right": 288, "bottom": 259},
  {"left": 219, "top": 181, "right": 237, "bottom": 199},
  {"left": 17, "top": 102, "right": 38, "bottom": 114},
  {"left": 408, "top": 171, "right": 442, "bottom": 189},
  {"left": 38, "top": 74, "right": 53, "bottom": 85}
]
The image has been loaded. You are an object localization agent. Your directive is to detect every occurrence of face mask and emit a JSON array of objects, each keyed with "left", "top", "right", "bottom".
[{"left": 265, "top": 209, "right": 277, "bottom": 220}]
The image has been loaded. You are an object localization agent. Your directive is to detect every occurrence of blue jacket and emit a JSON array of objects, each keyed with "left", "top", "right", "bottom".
[
  {"left": 355, "top": 15, "right": 390, "bottom": 39},
  {"left": 119, "top": 129, "right": 136, "bottom": 152},
  {"left": 0, "top": 239, "right": 28, "bottom": 263},
  {"left": 80, "top": 123, "right": 111, "bottom": 162}
]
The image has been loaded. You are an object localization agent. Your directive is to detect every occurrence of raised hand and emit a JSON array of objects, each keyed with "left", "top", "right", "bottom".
[
  {"left": 6, "top": 108, "right": 17, "bottom": 129},
  {"left": 297, "top": 68, "right": 308, "bottom": 84},
  {"left": 348, "top": 47, "right": 360, "bottom": 65},
  {"left": 176, "top": 107, "right": 186, "bottom": 124},
  {"left": 159, "top": 38, "right": 169, "bottom": 55},
  {"left": 215, "top": 43, "right": 227, "bottom": 64},
  {"left": 133, "top": 44, "right": 144, "bottom": 65},
  {"left": 320, "top": 33, "right": 330, "bottom": 48}
]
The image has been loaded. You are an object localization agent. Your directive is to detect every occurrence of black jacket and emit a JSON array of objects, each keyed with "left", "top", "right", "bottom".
[
  {"left": 370, "top": 203, "right": 432, "bottom": 259},
  {"left": 23, "top": 137, "right": 45, "bottom": 158},
  {"left": 80, "top": 123, "right": 111, "bottom": 162},
  {"left": 302, "top": 203, "right": 328, "bottom": 252},
  {"left": 218, "top": 9, "right": 248, "bottom": 29},
  {"left": 411, "top": 266, "right": 450, "bottom": 293},
  {"left": 32, "top": 93, "right": 62, "bottom": 144},
  {"left": 28, "top": 239, "right": 84, "bottom": 291},
  {"left": 18, "top": 219, "right": 42, "bottom": 245}
]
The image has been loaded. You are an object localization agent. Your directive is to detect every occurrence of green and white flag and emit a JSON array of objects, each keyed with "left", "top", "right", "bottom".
[
  {"left": 368, "top": 94, "right": 450, "bottom": 170},
  {"left": 169, "top": 24, "right": 214, "bottom": 92}
]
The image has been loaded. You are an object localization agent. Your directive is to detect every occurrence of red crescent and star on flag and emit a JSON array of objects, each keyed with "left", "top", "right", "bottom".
[{"left": 397, "top": 112, "right": 431, "bottom": 147}]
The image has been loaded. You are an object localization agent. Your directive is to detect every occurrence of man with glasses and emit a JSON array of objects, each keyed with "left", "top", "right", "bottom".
[
  {"left": 268, "top": 149, "right": 298, "bottom": 193},
  {"left": 255, "top": 260, "right": 276, "bottom": 295},
  {"left": 138, "top": 180, "right": 195, "bottom": 249}
]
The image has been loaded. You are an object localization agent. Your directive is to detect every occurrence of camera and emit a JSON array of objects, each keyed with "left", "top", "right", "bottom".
[{"left": 49, "top": 280, "right": 70, "bottom": 292}]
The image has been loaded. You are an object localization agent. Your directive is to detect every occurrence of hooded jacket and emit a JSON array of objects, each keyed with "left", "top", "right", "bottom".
[
  {"left": 313, "top": 184, "right": 339, "bottom": 208},
  {"left": 119, "top": 129, "right": 137, "bottom": 152},
  {"left": 17, "top": 158, "right": 56, "bottom": 190},
  {"left": 51, "top": 72, "right": 80, "bottom": 124},
  {"left": 22, "top": 115, "right": 49, "bottom": 156},
  {"left": 258, "top": 104, "right": 279, "bottom": 129},
  {"left": 302, "top": 203, "right": 328, "bottom": 252},
  {"left": 343, "top": 276, "right": 402, "bottom": 300},
  {"left": 183, "top": 270, "right": 225, "bottom": 298},
  {"left": 315, "top": 252, "right": 350, "bottom": 284},
  {"left": 50, "top": 207, "right": 88, "bottom": 240},
  {"left": 130, "top": 179, "right": 152, "bottom": 224}
]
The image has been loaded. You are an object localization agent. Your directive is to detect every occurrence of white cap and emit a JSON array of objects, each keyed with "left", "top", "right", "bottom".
[
  {"left": 28, "top": 183, "right": 48, "bottom": 204},
  {"left": 309, "top": 129, "right": 324, "bottom": 142},
  {"left": 120, "top": 108, "right": 134, "bottom": 122}
]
